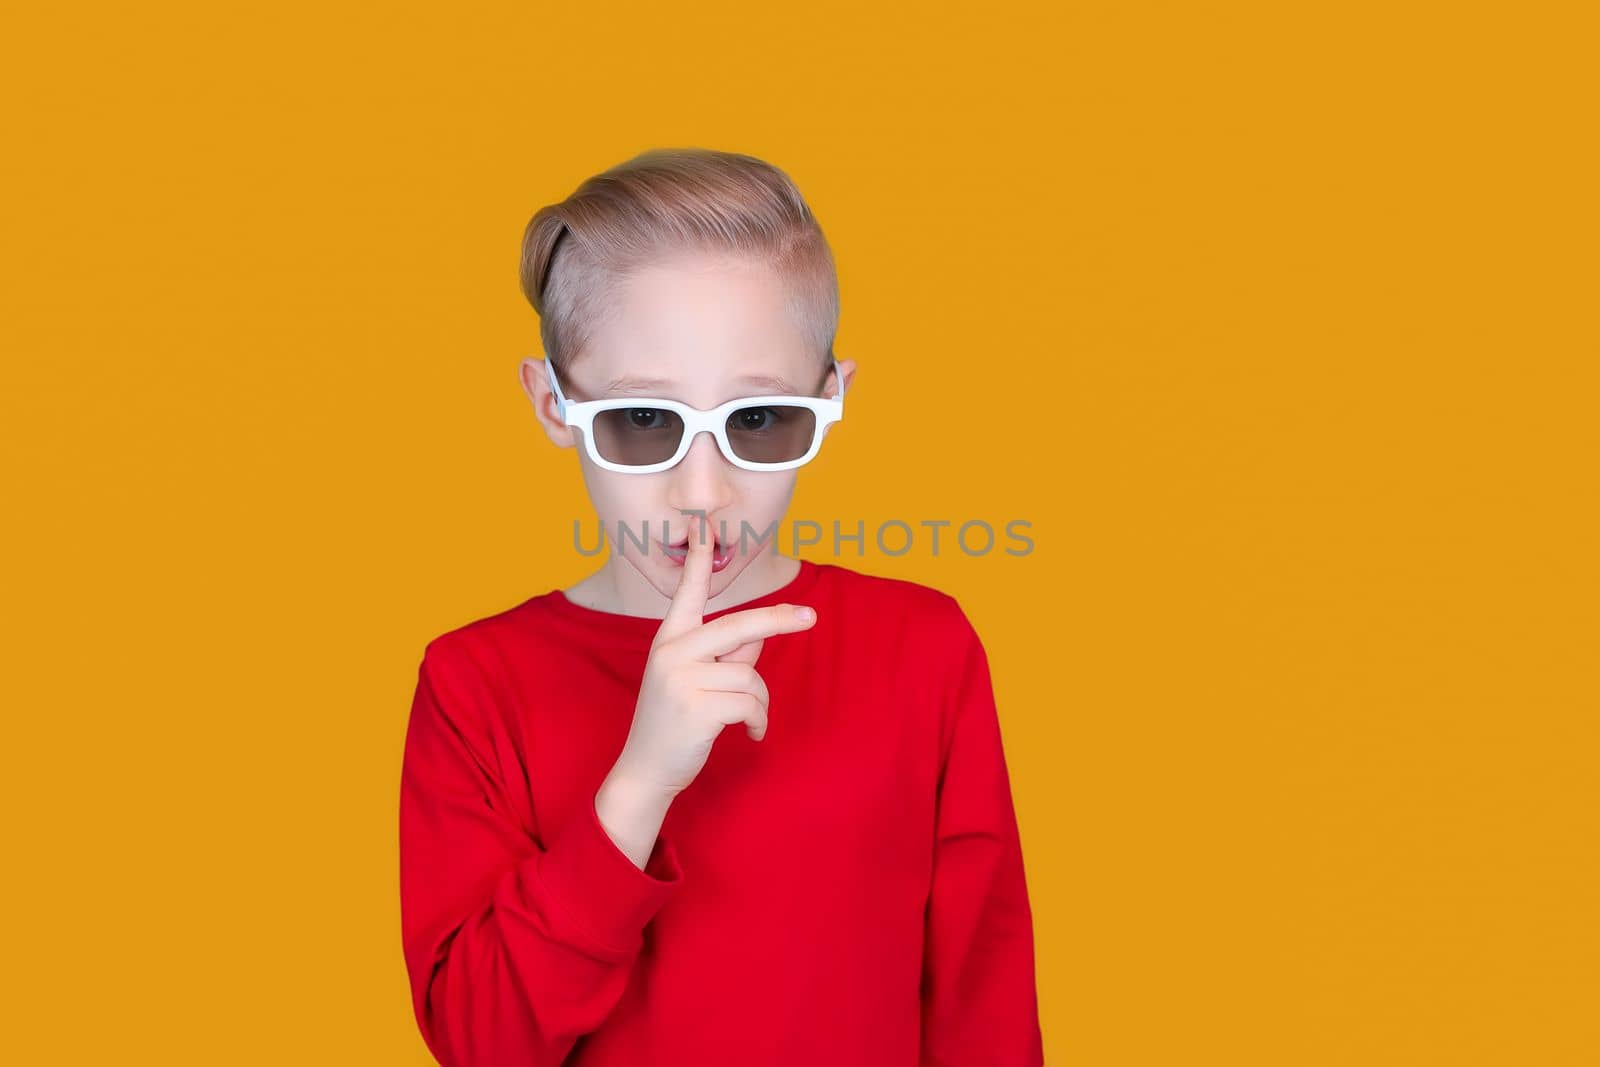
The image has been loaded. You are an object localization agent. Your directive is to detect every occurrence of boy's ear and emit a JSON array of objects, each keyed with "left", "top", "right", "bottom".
[{"left": 519, "top": 357, "right": 578, "bottom": 448}]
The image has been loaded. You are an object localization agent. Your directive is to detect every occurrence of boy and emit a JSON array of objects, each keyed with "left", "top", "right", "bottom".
[{"left": 398, "top": 148, "right": 1044, "bottom": 1066}]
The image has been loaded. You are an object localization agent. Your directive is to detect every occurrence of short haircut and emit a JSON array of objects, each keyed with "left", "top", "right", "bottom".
[{"left": 519, "top": 147, "right": 840, "bottom": 378}]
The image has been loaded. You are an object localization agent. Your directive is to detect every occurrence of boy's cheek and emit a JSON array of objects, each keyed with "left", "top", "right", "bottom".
[{"left": 577, "top": 463, "right": 651, "bottom": 517}]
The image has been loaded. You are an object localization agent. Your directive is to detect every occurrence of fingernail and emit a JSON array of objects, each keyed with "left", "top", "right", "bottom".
[{"left": 795, "top": 606, "right": 815, "bottom": 622}]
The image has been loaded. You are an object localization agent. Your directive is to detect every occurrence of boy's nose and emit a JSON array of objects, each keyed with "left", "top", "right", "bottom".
[{"left": 665, "top": 430, "right": 735, "bottom": 518}]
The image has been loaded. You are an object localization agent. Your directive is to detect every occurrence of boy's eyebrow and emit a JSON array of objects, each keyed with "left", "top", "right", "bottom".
[{"left": 603, "top": 373, "right": 804, "bottom": 396}]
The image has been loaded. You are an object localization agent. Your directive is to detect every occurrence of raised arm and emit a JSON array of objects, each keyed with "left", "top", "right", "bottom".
[{"left": 398, "top": 645, "right": 680, "bottom": 1067}]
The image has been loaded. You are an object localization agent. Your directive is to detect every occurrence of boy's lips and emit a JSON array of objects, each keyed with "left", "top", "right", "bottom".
[{"left": 662, "top": 534, "right": 733, "bottom": 572}]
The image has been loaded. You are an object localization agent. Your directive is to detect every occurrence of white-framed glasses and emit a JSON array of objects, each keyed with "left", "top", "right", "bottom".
[{"left": 545, "top": 357, "right": 846, "bottom": 474}]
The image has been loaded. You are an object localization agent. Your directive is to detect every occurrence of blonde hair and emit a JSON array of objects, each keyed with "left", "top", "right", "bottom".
[{"left": 519, "top": 147, "right": 840, "bottom": 377}]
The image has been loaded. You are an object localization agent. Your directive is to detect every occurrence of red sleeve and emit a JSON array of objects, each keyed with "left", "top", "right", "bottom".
[
  {"left": 399, "top": 643, "right": 682, "bottom": 1067},
  {"left": 920, "top": 608, "right": 1046, "bottom": 1066}
]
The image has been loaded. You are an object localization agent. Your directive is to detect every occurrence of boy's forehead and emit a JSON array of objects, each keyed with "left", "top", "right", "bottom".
[
  {"left": 596, "top": 367, "right": 811, "bottom": 396},
  {"left": 574, "top": 350, "right": 826, "bottom": 402},
  {"left": 575, "top": 254, "right": 824, "bottom": 400}
]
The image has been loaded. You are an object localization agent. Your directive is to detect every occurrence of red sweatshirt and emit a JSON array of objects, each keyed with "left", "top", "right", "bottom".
[{"left": 398, "top": 558, "right": 1044, "bottom": 1066}]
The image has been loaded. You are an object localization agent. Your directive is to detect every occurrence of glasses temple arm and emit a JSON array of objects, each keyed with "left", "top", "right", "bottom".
[{"left": 545, "top": 357, "right": 569, "bottom": 419}]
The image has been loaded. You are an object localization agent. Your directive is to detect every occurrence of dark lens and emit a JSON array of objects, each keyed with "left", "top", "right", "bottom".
[
  {"left": 725, "top": 404, "right": 817, "bottom": 465},
  {"left": 590, "top": 406, "right": 685, "bottom": 466}
]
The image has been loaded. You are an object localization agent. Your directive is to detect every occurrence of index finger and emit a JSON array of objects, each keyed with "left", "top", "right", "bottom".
[{"left": 656, "top": 517, "right": 714, "bottom": 642}]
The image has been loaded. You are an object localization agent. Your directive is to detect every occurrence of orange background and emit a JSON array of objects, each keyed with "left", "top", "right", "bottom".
[{"left": 3, "top": 2, "right": 1596, "bottom": 1063}]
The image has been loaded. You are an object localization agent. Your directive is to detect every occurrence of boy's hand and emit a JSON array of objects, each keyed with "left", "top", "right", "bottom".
[{"left": 610, "top": 520, "right": 817, "bottom": 800}]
